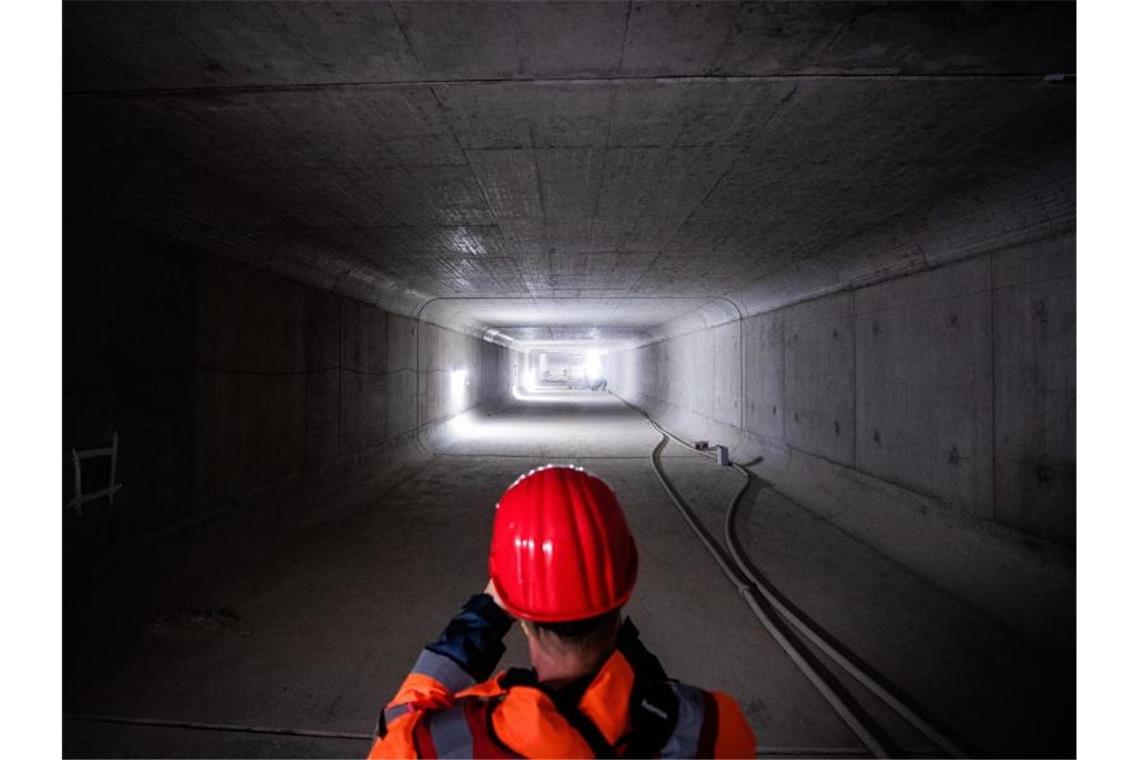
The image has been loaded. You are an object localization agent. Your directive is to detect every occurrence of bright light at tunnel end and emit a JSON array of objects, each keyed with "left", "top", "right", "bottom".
[
  {"left": 450, "top": 368, "right": 469, "bottom": 408},
  {"left": 585, "top": 350, "right": 604, "bottom": 381}
]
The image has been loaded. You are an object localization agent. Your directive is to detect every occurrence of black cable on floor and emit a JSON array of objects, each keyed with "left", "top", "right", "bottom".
[{"left": 619, "top": 393, "right": 969, "bottom": 758}]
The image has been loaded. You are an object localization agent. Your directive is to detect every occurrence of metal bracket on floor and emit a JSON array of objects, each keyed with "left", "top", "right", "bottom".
[{"left": 67, "top": 430, "right": 122, "bottom": 517}]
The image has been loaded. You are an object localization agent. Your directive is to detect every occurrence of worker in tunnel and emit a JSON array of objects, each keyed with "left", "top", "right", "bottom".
[{"left": 367, "top": 465, "right": 756, "bottom": 759}]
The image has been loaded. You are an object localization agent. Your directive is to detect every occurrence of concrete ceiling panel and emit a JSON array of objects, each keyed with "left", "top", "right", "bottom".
[
  {"left": 789, "top": 1, "right": 1075, "bottom": 76},
  {"left": 384, "top": 135, "right": 469, "bottom": 168},
  {"left": 423, "top": 296, "right": 714, "bottom": 328},
  {"left": 497, "top": 325, "right": 650, "bottom": 345},
  {"left": 342, "top": 167, "right": 443, "bottom": 227},
  {"left": 536, "top": 149, "right": 607, "bottom": 221},
  {"left": 543, "top": 221, "right": 600, "bottom": 255},
  {"left": 435, "top": 82, "right": 615, "bottom": 149},
  {"left": 630, "top": 254, "right": 774, "bottom": 295},
  {"left": 65, "top": 1, "right": 1076, "bottom": 345},
  {"left": 390, "top": 1, "right": 628, "bottom": 80},
  {"left": 606, "top": 80, "right": 798, "bottom": 147},
  {"left": 405, "top": 165, "right": 497, "bottom": 226},
  {"left": 368, "top": 225, "right": 511, "bottom": 259},
  {"left": 465, "top": 150, "right": 545, "bottom": 220},
  {"left": 623, "top": 1, "right": 1074, "bottom": 77},
  {"left": 619, "top": 1, "right": 746, "bottom": 77},
  {"left": 594, "top": 147, "right": 737, "bottom": 221},
  {"left": 496, "top": 219, "right": 548, "bottom": 257},
  {"left": 65, "top": 1, "right": 424, "bottom": 91},
  {"left": 66, "top": 2, "right": 1074, "bottom": 94}
]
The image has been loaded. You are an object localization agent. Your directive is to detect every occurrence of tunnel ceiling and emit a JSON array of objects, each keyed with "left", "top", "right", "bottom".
[{"left": 64, "top": 1, "right": 1075, "bottom": 345}]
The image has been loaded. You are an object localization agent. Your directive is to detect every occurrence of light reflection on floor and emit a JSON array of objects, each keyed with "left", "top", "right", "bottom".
[
  {"left": 510, "top": 386, "right": 616, "bottom": 405},
  {"left": 438, "top": 387, "right": 680, "bottom": 459}
]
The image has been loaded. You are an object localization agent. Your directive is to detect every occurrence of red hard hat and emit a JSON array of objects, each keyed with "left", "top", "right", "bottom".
[{"left": 489, "top": 465, "right": 638, "bottom": 623}]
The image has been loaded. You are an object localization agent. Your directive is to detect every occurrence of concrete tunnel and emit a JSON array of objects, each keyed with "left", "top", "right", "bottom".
[{"left": 61, "top": 2, "right": 1076, "bottom": 758}]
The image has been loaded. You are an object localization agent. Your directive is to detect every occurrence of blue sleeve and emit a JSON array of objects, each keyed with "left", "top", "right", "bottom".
[{"left": 424, "top": 593, "right": 514, "bottom": 682}]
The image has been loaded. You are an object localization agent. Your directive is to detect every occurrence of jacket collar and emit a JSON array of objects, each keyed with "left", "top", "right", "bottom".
[{"left": 489, "top": 649, "right": 637, "bottom": 753}]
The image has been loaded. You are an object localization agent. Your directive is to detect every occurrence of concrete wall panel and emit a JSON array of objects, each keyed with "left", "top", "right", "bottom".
[
  {"left": 742, "top": 311, "right": 784, "bottom": 445},
  {"left": 993, "top": 237, "right": 1076, "bottom": 544},
  {"left": 606, "top": 233, "right": 1072, "bottom": 549},
  {"left": 386, "top": 369, "right": 419, "bottom": 438},
  {"left": 387, "top": 313, "right": 418, "bottom": 371},
  {"left": 192, "top": 370, "right": 306, "bottom": 505},
  {"left": 784, "top": 293, "right": 855, "bottom": 465},
  {"left": 195, "top": 256, "right": 306, "bottom": 373},
  {"left": 304, "top": 289, "right": 340, "bottom": 371},
  {"left": 339, "top": 371, "right": 387, "bottom": 454},
  {"left": 713, "top": 322, "right": 741, "bottom": 426},
  {"left": 64, "top": 223, "right": 198, "bottom": 544},
  {"left": 245, "top": 373, "right": 307, "bottom": 492},
  {"left": 65, "top": 222, "right": 515, "bottom": 553},
  {"left": 193, "top": 258, "right": 310, "bottom": 508},
  {"left": 341, "top": 299, "right": 388, "bottom": 374},
  {"left": 686, "top": 333, "right": 709, "bottom": 417},
  {"left": 855, "top": 257, "right": 994, "bottom": 514},
  {"left": 304, "top": 368, "right": 340, "bottom": 468}
]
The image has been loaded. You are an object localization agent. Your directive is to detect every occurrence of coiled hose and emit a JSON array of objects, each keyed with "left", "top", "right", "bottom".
[{"left": 636, "top": 406, "right": 969, "bottom": 759}]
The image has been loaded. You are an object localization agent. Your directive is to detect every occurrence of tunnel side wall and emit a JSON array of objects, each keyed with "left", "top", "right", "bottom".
[
  {"left": 63, "top": 220, "right": 516, "bottom": 555},
  {"left": 605, "top": 190, "right": 1075, "bottom": 651}
]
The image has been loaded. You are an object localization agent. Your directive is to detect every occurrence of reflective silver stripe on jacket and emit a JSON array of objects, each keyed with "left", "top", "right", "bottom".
[
  {"left": 412, "top": 649, "right": 476, "bottom": 692},
  {"left": 382, "top": 702, "right": 413, "bottom": 729},
  {"left": 426, "top": 703, "right": 475, "bottom": 759},
  {"left": 660, "top": 682, "right": 707, "bottom": 758}
]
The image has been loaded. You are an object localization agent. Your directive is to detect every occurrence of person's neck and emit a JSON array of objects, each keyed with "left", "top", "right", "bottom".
[
  {"left": 536, "top": 646, "right": 617, "bottom": 690},
  {"left": 537, "top": 663, "right": 595, "bottom": 691}
]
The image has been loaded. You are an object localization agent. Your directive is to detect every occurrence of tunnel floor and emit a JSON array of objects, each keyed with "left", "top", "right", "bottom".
[{"left": 63, "top": 391, "right": 1072, "bottom": 758}]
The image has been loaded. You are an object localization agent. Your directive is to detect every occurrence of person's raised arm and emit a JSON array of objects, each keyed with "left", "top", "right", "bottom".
[{"left": 370, "top": 582, "right": 513, "bottom": 745}]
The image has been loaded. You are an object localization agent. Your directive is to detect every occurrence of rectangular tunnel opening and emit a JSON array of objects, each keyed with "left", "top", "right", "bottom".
[{"left": 55, "top": 3, "right": 1080, "bottom": 757}]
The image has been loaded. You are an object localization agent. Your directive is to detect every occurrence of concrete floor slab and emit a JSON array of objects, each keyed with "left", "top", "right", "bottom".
[{"left": 65, "top": 392, "right": 1069, "bottom": 756}]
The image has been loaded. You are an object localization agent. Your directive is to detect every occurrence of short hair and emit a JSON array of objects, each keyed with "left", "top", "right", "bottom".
[{"left": 524, "top": 608, "right": 622, "bottom": 660}]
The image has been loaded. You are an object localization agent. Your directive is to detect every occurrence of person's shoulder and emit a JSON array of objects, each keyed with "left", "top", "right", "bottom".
[
  {"left": 368, "top": 705, "right": 426, "bottom": 759},
  {"left": 703, "top": 689, "right": 756, "bottom": 759}
]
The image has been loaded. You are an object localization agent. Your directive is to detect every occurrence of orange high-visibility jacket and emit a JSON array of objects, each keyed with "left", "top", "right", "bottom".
[{"left": 367, "top": 595, "right": 756, "bottom": 758}]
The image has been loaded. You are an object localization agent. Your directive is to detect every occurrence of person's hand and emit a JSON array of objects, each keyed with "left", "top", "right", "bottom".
[{"left": 484, "top": 578, "right": 504, "bottom": 609}]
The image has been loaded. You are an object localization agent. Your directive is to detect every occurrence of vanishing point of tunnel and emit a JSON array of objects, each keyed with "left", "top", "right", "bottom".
[{"left": 62, "top": 2, "right": 1076, "bottom": 758}]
